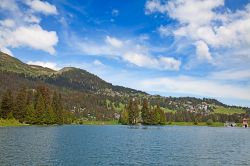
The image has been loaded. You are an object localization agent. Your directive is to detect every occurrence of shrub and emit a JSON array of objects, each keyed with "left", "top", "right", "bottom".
[
  {"left": 206, "top": 119, "right": 213, "bottom": 125},
  {"left": 193, "top": 121, "right": 198, "bottom": 125}
]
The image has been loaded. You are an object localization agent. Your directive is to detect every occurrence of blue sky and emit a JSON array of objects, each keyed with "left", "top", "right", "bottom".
[{"left": 0, "top": 0, "right": 250, "bottom": 106}]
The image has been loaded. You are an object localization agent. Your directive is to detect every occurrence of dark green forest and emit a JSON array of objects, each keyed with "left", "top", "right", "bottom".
[
  {"left": 119, "top": 98, "right": 166, "bottom": 125},
  {"left": 0, "top": 86, "right": 72, "bottom": 124}
]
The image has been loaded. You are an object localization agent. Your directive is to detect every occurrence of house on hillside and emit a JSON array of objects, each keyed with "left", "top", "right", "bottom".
[
  {"left": 242, "top": 118, "right": 249, "bottom": 128},
  {"left": 224, "top": 121, "right": 237, "bottom": 127}
]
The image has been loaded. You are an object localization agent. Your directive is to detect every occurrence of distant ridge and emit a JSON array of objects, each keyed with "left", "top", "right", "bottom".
[{"left": 0, "top": 51, "right": 146, "bottom": 95}]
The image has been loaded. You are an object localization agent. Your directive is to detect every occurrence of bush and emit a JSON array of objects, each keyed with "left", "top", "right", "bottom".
[
  {"left": 193, "top": 121, "right": 198, "bottom": 125},
  {"left": 206, "top": 119, "right": 213, "bottom": 125}
]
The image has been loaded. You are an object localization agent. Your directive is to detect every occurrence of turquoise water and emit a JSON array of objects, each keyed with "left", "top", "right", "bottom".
[{"left": 0, "top": 125, "right": 250, "bottom": 166}]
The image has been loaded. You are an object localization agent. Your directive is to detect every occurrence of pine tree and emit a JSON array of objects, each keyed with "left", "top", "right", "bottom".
[
  {"left": 45, "top": 104, "right": 56, "bottom": 124},
  {"left": 25, "top": 104, "right": 36, "bottom": 124},
  {"left": 141, "top": 98, "right": 150, "bottom": 124},
  {"left": 52, "top": 91, "right": 63, "bottom": 124},
  {"left": 36, "top": 85, "right": 50, "bottom": 106},
  {"left": 14, "top": 88, "right": 27, "bottom": 122},
  {"left": 35, "top": 93, "right": 46, "bottom": 124},
  {"left": 128, "top": 98, "right": 139, "bottom": 124},
  {"left": 0, "top": 90, "right": 14, "bottom": 119}
]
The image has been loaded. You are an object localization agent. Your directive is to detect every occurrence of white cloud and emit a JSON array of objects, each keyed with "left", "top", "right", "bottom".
[
  {"left": 123, "top": 52, "right": 180, "bottom": 70},
  {"left": 140, "top": 76, "right": 250, "bottom": 101},
  {"left": 93, "top": 59, "right": 103, "bottom": 66},
  {"left": 68, "top": 34, "right": 181, "bottom": 71},
  {"left": 23, "top": 14, "right": 41, "bottom": 24},
  {"left": 0, "top": 47, "right": 13, "bottom": 56},
  {"left": 0, "top": 0, "right": 59, "bottom": 55},
  {"left": 93, "top": 59, "right": 106, "bottom": 68},
  {"left": 158, "top": 25, "right": 172, "bottom": 37},
  {"left": 25, "top": 0, "right": 58, "bottom": 15},
  {"left": 105, "top": 36, "right": 123, "bottom": 48},
  {"left": 195, "top": 40, "right": 212, "bottom": 61},
  {"left": 27, "top": 61, "right": 59, "bottom": 70},
  {"left": 0, "top": 19, "right": 15, "bottom": 28},
  {"left": 0, "top": 0, "right": 19, "bottom": 12},
  {"left": 210, "top": 69, "right": 250, "bottom": 81},
  {"left": 166, "top": 0, "right": 224, "bottom": 26},
  {"left": 159, "top": 57, "right": 181, "bottom": 70},
  {"left": 123, "top": 52, "right": 158, "bottom": 68},
  {"left": 74, "top": 40, "right": 118, "bottom": 57},
  {"left": 145, "top": 0, "right": 168, "bottom": 14},
  {"left": 145, "top": 0, "right": 250, "bottom": 66},
  {"left": 11, "top": 25, "right": 58, "bottom": 54}
]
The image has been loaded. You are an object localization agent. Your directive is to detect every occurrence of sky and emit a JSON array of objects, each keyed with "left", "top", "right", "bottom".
[{"left": 0, "top": 0, "right": 250, "bottom": 107}]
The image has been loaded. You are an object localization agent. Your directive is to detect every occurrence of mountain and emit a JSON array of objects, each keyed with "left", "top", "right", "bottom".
[
  {"left": 0, "top": 52, "right": 248, "bottom": 121},
  {"left": 0, "top": 52, "right": 55, "bottom": 76},
  {"left": 0, "top": 52, "right": 146, "bottom": 96}
]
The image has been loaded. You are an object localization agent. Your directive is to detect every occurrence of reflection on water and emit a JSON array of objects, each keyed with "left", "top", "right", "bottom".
[{"left": 0, "top": 125, "right": 250, "bottom": 166}]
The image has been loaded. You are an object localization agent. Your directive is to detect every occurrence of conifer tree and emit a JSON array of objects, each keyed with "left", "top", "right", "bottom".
[
  {"left": 35, "top": 93, "right": 46, "bottom": 124},
  {"left": 45, "top": 104, "right": 56, "bottom": 124},
  {"left": 25, "top": 104, "right": 36, "bottom": 124},
  {"left": 128, "top": 99, "right": 139, "bottom": 124},
  {"left": 14, "top": 88, "right": 27, "bottom": 122},
  {"left": 52, "top": 91, "right": 63, "bottom": 124},
  {"left": 0, "top": 90, "right": 14, "bottom": 119},
  {"left": 141, "top": 98, "right": 150, "bottom": 124}
]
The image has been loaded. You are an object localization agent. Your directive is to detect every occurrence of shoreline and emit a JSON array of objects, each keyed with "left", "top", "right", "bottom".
[
  {"left": 0, "top": 119, "right": 245, "bottom": 127},
  {"left": 0, "top": 119, "right": 28, "bottom": 127}
]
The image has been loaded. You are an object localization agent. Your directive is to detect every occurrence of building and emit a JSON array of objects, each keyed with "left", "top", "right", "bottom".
[{"left": 242, "top": 118, "right": 249, "bottom": 128}]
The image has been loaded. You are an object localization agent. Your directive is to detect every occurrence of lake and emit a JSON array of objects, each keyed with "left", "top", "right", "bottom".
[{"left": 0, "top": 125, "right": 250, "bottom": 166}]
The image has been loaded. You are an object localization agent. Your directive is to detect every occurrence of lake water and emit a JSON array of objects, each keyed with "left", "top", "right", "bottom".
[{"left": 0, "top": 125, "right": 250, "bottom": 166}]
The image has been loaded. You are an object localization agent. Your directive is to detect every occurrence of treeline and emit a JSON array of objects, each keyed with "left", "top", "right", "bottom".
[
  {"left": 0, "top": 72, "right": 122, "bottom": 121},
  {"left": 0, "top": 86, "right": 73, "bottom": 124},
  {"left": 119, "top": 98, "right": 166, "bottom": 125},
  {"left": 165, "top": 112, "right": 248, "bottom": 123}
]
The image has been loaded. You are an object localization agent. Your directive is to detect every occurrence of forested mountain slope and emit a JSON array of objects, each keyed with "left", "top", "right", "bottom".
[{"left": 0, "top": 52, "right": 248, "bottom": 122}]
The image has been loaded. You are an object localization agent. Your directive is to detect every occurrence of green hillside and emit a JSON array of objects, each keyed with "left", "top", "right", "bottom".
[
  {"left": 0, "top": 52, "right": 55, "bottom": 76},
  {"left": 213, "top": 106, "right": 246, "bottom": 115}
]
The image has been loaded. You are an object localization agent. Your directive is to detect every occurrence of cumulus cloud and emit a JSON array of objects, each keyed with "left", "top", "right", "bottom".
[
  {"left": 145, "top": 0, "right": 250, "bottom": 65},
  {"left": 145, "top": 0, "right": 168, "bottom": 14},
  {"left": 195, "top": 40, "right": 212, "bottom": 61},
  {"left": 0, "top": 0, "right": 59, "bottom": 55},
  {"left": 25, "top": 0, "right": 58, "bottom": 15},
  {"left": 11, "top": 25, "right": 58, "bottom": 54},
  {"left": 27, "top": 61, "right": 59, "bottom": 70}
]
